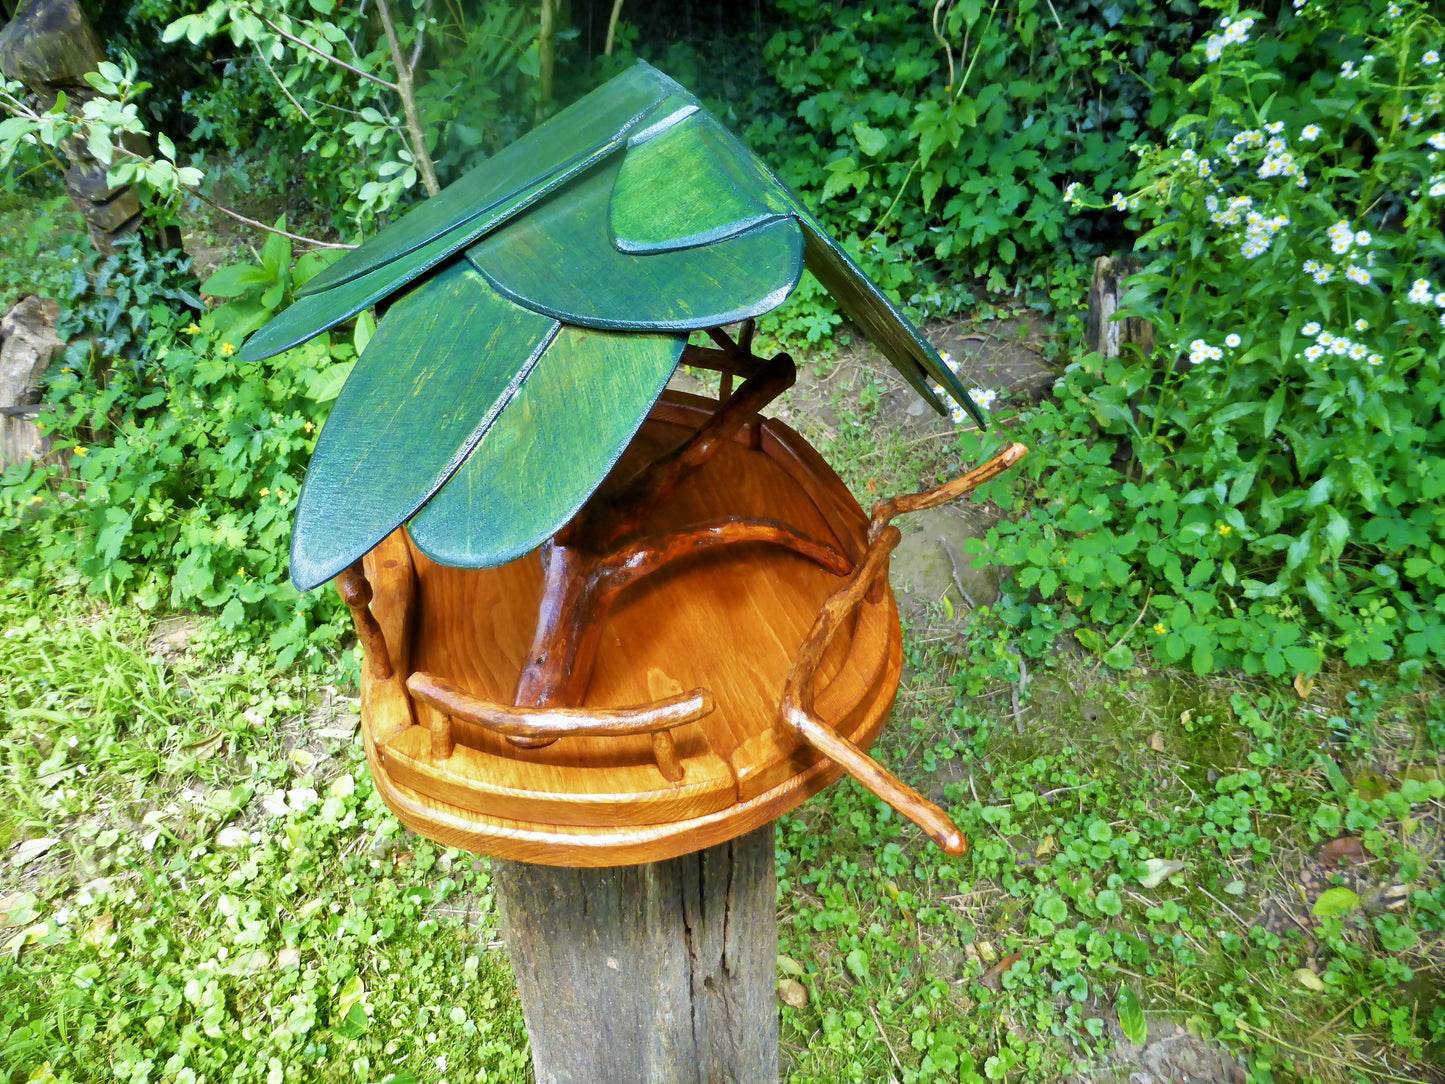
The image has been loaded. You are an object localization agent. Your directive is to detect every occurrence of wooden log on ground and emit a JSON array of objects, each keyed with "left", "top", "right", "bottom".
[
  {"left": 1085, "top": 255, "right": 1155, "bottom": 359},
  {"left": 492, "top": 825, "right": 778, "bottom": 1084}
]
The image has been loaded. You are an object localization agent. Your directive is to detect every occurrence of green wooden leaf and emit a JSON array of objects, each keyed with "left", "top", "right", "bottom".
[
  {"left": 409, "top": 325, "right": 684, "bottom": 568},
  {"left": 297, "top": 62, "right": 674, "bottom": 299},
  {"left": 240, "top": 219, "right": 469, "bottom": 362},
  {"left": 468, "top": 156, "right": 803, "bottom": 331},
  {"left": 795, "top": 212, "right": 984, "bottom": 426},
  {"left": 288, "top": 262, "right": 558, "bottom": 591},
  {"left": 610, "top": 110, "right": 780, "bottom": 254}
]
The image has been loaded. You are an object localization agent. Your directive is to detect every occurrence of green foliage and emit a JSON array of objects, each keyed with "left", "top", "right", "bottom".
[
  {"left": 969, "top": 0, "right": 1445, "bottom": 675},
  {"left": 0, "top": 195, "right": 85, "bottom": 313},
  {"left": 776, "top": 651, "right": 1445, "bottom": 1081},
  {"left": 163, "top": 1, "right": 542, "bottom": 228},
  {"left": 749, "top": 0, "right": 1209, "bottom": 314},
  {"left": 0, "top": 228, "right": 354, "bottom": 668},
  {"left": 0, "top": 580, "right": 528, "bottom": 1082}
]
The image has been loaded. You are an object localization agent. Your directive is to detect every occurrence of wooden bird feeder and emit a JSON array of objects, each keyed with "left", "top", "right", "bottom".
[{"left": 245, "top": 62, "right": 1026, "bottom": 1080}]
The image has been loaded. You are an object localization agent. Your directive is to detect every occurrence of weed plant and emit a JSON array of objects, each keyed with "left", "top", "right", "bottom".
[{"left": 967, "top": 0, "right": 1445, "bottom": 676}]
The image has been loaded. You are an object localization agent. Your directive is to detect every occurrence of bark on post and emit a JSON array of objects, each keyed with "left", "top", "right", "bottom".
[
  {"left": 0, "top": 0, "right": 175, "bottom": 252},
  {"left": 0, "top": 295, "right": 62, "bottom": 468},
  {"left": 492, "top": 826, "right": 779, "bottom": 1084},
  {"left": 1085, "top": 255, "right": 1155, "bottom": 359}
]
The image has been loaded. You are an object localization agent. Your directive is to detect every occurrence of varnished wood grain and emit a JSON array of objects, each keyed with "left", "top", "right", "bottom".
[{"left": 353, "top": 393, "right": 903, "bottom": 864}]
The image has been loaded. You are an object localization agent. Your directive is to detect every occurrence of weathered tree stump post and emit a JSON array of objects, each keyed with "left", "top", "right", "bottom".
[
  {"left": 1085, "top": 255, "right": 1155, "bottom": 359},
  {"left": 493, "top": 828, "right": 778, "bottom": 1084}
]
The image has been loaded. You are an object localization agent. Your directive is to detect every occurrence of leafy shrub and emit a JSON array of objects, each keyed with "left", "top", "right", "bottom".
[
  {"left": 969, "top": 0, "right": 1445, "bottom": 676},
  {"left": 0, "top": 228, "right": 355, "bottom": 667},
  {"left": 750, "top": 0, "right": 1211, "bottom": 312}
]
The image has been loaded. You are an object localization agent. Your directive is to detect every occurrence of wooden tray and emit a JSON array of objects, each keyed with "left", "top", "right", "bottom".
[{"left": 355, "top": 391, "right": 902, "bottom": 866}]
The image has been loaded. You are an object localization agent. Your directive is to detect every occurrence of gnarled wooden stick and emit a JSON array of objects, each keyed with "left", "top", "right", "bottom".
[
  {"left": 335, "top": 561, "right": 393, "bottom": 680},
  {"left": 779, "top": 526, "right": 967, "bottom": 855},
  {"left": 778, "top": 443, "right": 1032, "bottom": 855}
]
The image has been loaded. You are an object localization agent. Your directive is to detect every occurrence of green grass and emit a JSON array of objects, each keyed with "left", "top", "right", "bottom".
[
  {"left": 772, "top": 625, "right": 1445, "bottom": 1083},
  {"left": 0, "top": 576, "right": 526, "bottom": 1083}
]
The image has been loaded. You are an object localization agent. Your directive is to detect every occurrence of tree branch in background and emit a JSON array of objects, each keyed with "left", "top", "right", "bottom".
[
  {"left": 375, "top": 0, "right": 439, "bottom": 197},
  {"left": 537, "top": 0, "right": 556, "bottom": 120},
  {"left": 190, "top": 187, "right": 357, "bottom": 251},
  {"left": 260, "top": 15, "right": 398, "bottom": 92},
  {"left": 605, "top": 0, "right": 625, "bottom": 55}
]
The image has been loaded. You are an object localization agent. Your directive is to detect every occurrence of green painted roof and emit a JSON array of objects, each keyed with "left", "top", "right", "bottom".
[{"left": 241, "top": 62, "right": 987, "bottom": 591}]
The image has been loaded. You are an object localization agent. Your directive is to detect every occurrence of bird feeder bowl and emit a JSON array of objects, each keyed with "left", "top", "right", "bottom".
[{"left": 244, "top": 62, "right": 1027, "bottom": 868}]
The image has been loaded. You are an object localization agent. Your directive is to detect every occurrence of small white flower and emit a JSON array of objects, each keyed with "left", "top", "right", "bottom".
[
  {"left": 1225, "top": 333, "right": 1242, "bottom": 348},
  {"left": 1409, "top": 278, "right": 1433, "bottom": 304},
  {"left": 1301, "top": 124, "right": 1321, "bottom": 142},
  {"left": 1111, "top": 192, "right": 1128, "bottom": 211},
  {"left": 1426, "top": 51, "right": 1441, "bottom": 66},
  {"left": 1265, "top": 121, "right": 1285, "bottom": 135},
  {"left": 1429, "top": 134, "right": 1445, "bottom": 151},
  {"left": 967, "top": 387, "right": 998, "bottom": 412},
  {"left": 1430, "top": 180, "right": 1445, "bottom": 198},
  {"left": 67, "top": 735, "right": 79, "bottom": 748},
  {"left": 1354, "top": 230, "right": 1372, "bottom": 246},
  {"left": 1348, "top": 342, "right": 1368, "bottom": 360},
  {"left": 1345, "top": 265, "right": 1371, "bottom": 285},
  {"left": 1064, "top": 181, "right": 1080, "bottom": 203},
  {"left": 1387, "top": 1, "right": 1402, "bottom": 15},
  {"left": 1341, "top": 60, "right": 1357, "bottom": 79},
  {"left": 1368, "top": 353, "right": 1384, "bottom": 366},
  {"left": 1355, "top": 318, "right": 1369, "bottom": 332},
  {"left": 1436, "top": 292, "right": 1445, "bottom": 308},
  {"left": 1302, "top": 321, "right": 1321, "bottom": 336},
  {"left": 1304, "top": 344, "right": 1325, "bottom": 360}
]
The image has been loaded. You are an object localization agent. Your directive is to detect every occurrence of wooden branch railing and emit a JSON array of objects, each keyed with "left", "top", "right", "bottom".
[
  {"left": 778, "top": 442, "right": 1029, "bottom": 856},
  {"left": 407, "top": 671, "right": 713, "bottom": 780}
]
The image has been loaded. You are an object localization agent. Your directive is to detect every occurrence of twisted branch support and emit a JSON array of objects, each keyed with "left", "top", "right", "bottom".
[{"left": 778, "top": 441, "right": 1029, "bottom": 855}]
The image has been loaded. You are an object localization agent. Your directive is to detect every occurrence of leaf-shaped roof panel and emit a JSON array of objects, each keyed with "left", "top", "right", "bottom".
[
  {"left": 796, "top": 213, "right": 985, "bottom": 427},
  {"left": 289, "top": 262, "right": 559, "bottom": 591},
  {"left": 296, "top": 62, "right": 676, "bottom": 300},
  {"left": 409, "top": 325, "right": 684, "bottom": 569},
  {"left": 467, "top": 157, "right": 804, "bottom": 331},
  {"left": 610, "top": 112, "right": 781, "bottom": 254}
]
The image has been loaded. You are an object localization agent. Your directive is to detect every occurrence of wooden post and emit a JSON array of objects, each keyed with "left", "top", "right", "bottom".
[
  {"left": 1085, "top": 255, "right": 1155, "bottom": 359},
  {"left": 492, "top": 825, "right": 779, "bottom": 1084}
]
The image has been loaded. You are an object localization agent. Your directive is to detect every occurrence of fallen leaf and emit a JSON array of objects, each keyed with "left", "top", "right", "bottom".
[
  {"left": 82, "top": 912, "right": 114, "bottom": 949},
  {"left": 10, "top": 837, "right": 59, "bottom": 868},
  {"left": 778, "top": 978, "right": 807, "bottom": 1009},
  {"left": 183, "top": 732, "right": 224, "bottom": 760},
  {"left": 1138, "top": 858, "right": 1186, "bottom": 889},
  {"left": 1179, "top": 709, "right": 1192, "bottom": 726},
  {"left": 1312, "top": 886, "right": 1362, "bottom": 920},
  {"left": 1294, "top": 968, "right": 1326, "bottom": 992},
  {"left": 1293, "top": 673, "right": 1315, "bottom": 699},
  {"left": 1224, "top": 880, "right": 1246, "bottom": 896},
  {"left": 1034, "top": 835, "right": 1056, "bottom": 858},
  {"left": 776, "top": 954, "right": 805, "bottom": 977},
  {"left": 1316, "top": 836, "right": 1369, "bottom": 869},
  {"left": 1147, "top": 730, "right": 1165, "bottom": 753},
  {"left": 328, "top": 773, "right": 356, "bottom": 799},
  {"left": 979, "top": 951, "right": 1023, "bottom": 991},
  {"left": 289, "top": 748, "right": 316, "bottom": 770},
  {"left": 0, "top": 892, "right": 39, "bottom": 928}
]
